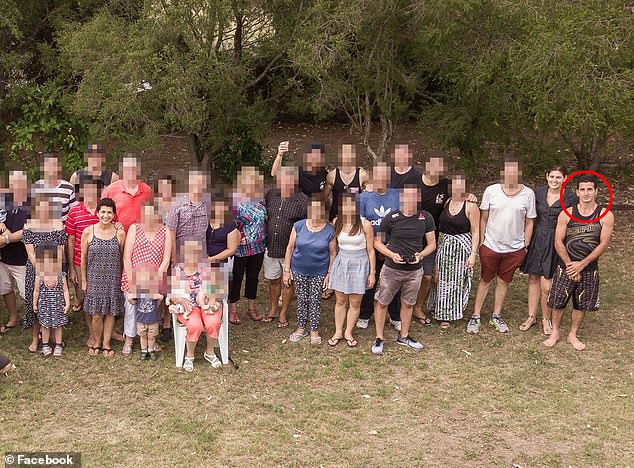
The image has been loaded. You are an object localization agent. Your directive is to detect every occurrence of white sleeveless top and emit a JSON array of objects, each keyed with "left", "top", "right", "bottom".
[{"left": 337, "top": 219, "right": 367, "bottom": 250}]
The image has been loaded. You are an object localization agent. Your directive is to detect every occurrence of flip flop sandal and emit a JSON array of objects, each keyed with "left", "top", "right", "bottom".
[
  {"left": 0, "top": 324, "right": 16, "bottom": 334},
  {"left": 261, "top": 315, "right": 279, "bottom": 323},
  {"left": 310, "top": 336, "right": 322, "bottom": 345},
  {"left": 289, "top": 331, "right": 308, "bottom": 342},
  {"left": 345, "top": 338, "right": 358, "bottom": 348},
  {"left": 88, "top": 347, "right": 101, "bottom": 356},
  {"left": 276, "top": 320, "right": 289, "bottom": 328},
  {"left": 102, "top": 347, "right": 115, "bottom": 357},
  {"left": 414, "top": 316, "right": 432, "bottom": 326},
  {"left": 440, "top": 322, "right": 451, "bottom": 329},
  {"left": 328, "top": 337, "right": 344, "bottom": 347}
]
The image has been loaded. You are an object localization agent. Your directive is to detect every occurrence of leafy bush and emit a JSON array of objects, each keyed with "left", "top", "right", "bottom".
[
  {"left": 211, "top": 126, "right": 266, "bottom": 184},
  {"left": 6, "top": 81, "right": 89, "bottom": 178}
]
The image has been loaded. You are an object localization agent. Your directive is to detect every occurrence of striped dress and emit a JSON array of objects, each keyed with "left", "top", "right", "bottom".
[{"left": 429, "top": 200, "right": 473, "bottom": 322}]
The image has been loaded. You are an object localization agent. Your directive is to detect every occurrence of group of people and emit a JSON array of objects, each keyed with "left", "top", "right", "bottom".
[{"left": 0, "top": 141, "right": 614, "bottom": 373}]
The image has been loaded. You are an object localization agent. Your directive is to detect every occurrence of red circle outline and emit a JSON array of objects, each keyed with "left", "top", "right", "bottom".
[{"left": 560, "top": 170, "right": 613, "bottom": 224}]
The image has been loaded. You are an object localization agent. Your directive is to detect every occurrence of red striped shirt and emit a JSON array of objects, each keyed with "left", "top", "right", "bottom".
[{"left": 65, "top": 203, "right": 99, "bottom": 266}]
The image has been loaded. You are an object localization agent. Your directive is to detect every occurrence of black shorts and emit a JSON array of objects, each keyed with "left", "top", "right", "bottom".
[{"left": 547, "top": 266, "right": 600, "bottom": 312}]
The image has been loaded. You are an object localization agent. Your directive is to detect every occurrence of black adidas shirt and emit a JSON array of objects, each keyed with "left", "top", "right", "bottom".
[{"left": 379, "top": 209, "right": 436, "bottom": 271}]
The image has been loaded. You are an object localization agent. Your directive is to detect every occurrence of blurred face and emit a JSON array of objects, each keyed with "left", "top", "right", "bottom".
[
  {"left": 41, "top": 251, "right": 61, "bottom": 274},
  {"left": 121, "top": 158, "right": 140, "bottom": 182},
  {"left": 450, "top": 176, "right": 467, "bottom": 197},
  {"left": 189, "top": 171, "right": 207, "bottom": 195},
  {"left": 340, "top": 144, "right": 356, "bottom": 167},
  {"left": 402, "top": 187, "right": 419, "bottom": 211},
  {"left": 158, "top": 179, "right": 173, "bottom": 199},
  {"left": 546, "top": 170, "right": 565, "bottom": 190},
  {"left": 425, "top": 157, "right": 446, "bottom": 177},
  {"left": 87, "top": 153, "right": 105, "bottom": 171},
  {"left": 393, "top": 145, "right": 412, "bottom": 167},
  {"left": 308, "top": 200, "right": 325, "bottom": 223},
  {"left": 36, "top": 200, "right": 52, "bottom": 221},
  {"left": 305, "top": 149, "right": 324, "bottom": 169},
  {"left": 184, "top": 242, "right": 203, "bottom": 264},
  {"left": 82, "top": 183, "right": 99, "bottom": 206},
  {"left": 140, "top": 204, "right": 159, "bottom": 224},
  {"left": 9, "top": 171, "right": 27, "bottom": 193},
  {"left": 98, "top": 205, "right": 115, "bottom": 224},
  {"left": 373, "top": 164, "right": 390, "bottom": 188},
  {"left": 211, "top": 201, "right": 228, "bottom": 222},
  {"left": 502, "top": 162, "right": 521, "bottom": 185},
  {"left": 43, "top": 158, "right": 60, "bottom": 180},
  {"left": 278, "top": 170, "right": 298, "bottom": 194},
  {"left": 576, "top": 182, "right": 597, "bottom": 203},
  {"left": 239, "top": 168, "right": 263, "bottom": 199},
  {"left": 341, "top": 196, "right": 356, "bottom": 219}
]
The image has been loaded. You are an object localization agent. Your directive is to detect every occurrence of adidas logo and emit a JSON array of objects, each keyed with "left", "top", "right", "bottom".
[{"left": 374, "top": 206, "right": 391, "bottom": 218}]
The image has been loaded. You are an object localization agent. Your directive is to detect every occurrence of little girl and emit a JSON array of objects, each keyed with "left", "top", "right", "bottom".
[
  {"left": 168, "top": 240, "right": 223, "bottom": 372},
  {"left": 128, "top": 264, "right": 164, "bottom": 361},
  {"left": 33, "top": 244, "right": 70, "bottom": 357}
]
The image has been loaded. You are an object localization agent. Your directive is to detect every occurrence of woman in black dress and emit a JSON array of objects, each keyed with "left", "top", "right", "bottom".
[{"left": 519, "top": 166, "right": 578, "bottom": 334}]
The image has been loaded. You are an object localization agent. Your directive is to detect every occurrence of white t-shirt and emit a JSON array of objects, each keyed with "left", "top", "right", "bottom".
[{"left": 480, "top": 184, "right": 537, "bottom": 253}]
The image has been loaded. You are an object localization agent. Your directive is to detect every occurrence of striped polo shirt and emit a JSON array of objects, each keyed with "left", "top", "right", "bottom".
[
  {"left": 31, "top": 179, "right": 78, "bottom": 223},
  {"left": 65, "top": 203, "right": 99, "bottom": 266}
]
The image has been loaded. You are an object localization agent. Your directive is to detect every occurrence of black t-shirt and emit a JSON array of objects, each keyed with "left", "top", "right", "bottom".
[
  {"left": 390, "top": 166, "right": 422, "bottom": 189},
  {"left": 0, "top": 200, "right": 29, "bottom": 266},
  {"left": 206, "top": 221, "right": 238, "bottom": 261},
  {"left": 380, "top": 210, "right": 436, "bottom": 271},
  {"left": 299, "top": 168, "right": 327, "bottom": 196},
  {"left": 420, "top": 177, "right": 449, "bottom": 225}
]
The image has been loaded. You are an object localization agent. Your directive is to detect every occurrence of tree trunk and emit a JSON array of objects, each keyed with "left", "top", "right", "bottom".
[
  {"left": 572, "top": 136, "right": 606, "bottom": 170},
  {"left": 187, "top": 132, "right": 204, "bottom": 165},
  {"left": 233, "top": 12, "right": 243, "bottom": 63},
  {"left": 376, "top": 114, "right": 393, "bottom": 161}
]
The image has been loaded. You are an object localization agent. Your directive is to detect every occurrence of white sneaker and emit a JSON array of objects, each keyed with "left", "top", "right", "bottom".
[
  {"left": 204, "top": 352, "right": 222, "bottom": 368},
  {"left": 389, "top": 318, "right": 402, "bottom": 332},
  {"left": 371, "top": 338, "right": 385, "bottom": 355},
  {"left": 356, "top": 318, "right": 369, "bottom": 329}
]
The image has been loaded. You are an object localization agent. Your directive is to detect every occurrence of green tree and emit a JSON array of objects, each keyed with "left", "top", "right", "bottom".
[
  {"left": 418, "top": 0, "right": 634, "bottom": 170},
  {"left": 57, "top": 0, "right": 307, "bottom": 180},
  {"left": 288, "top": 0, "right": 425, "bottom": 160}
]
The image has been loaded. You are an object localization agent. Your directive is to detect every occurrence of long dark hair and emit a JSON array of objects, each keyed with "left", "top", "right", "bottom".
[{"left": 334, "top": 193, "right": 362, "bottom": 237}]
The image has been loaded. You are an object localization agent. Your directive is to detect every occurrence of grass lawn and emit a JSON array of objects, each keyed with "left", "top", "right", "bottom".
[{"left": 1, "top": 215, "right": 633, "bottom": 467}]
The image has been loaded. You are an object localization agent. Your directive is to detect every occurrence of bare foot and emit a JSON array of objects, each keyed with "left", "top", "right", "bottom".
[
  {"left": 567, "top": 334, "right": 586, "bottom": 351},
  {"left": 519, "top": 316, "right": 537, "bottom": 331},
  {"left": 112, "top": 332, "right": 125, "bottom": 342},
  {"left": 28, "top": 340, "right": 39, "bottom": 353},
  {"left": 542, "top": 318, "right": 553, "bottom": 335},
  {"left": 86, "top": 337, "right": 95, "bottom": 348},
  {"left": 543, "top": 330, "right": 560, "bottom": 348}
]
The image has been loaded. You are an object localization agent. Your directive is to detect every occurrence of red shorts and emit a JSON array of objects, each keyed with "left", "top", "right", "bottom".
[{"left": 479, "top": 244, "right": 526, "bottom": 283}]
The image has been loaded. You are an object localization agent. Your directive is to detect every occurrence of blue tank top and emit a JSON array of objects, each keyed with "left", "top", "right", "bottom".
[{"left": 291, "top": 220, "right": 334, "bottom": 277}]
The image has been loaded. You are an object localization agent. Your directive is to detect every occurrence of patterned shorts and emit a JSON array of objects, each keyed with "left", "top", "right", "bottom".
[{"left": 547, "top": 266, "right": 600, "bottom": 312}]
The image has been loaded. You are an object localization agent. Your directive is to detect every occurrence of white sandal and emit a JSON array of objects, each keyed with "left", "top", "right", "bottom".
[
  {"left": 204, "top": 352, "right": 222, "bottom": 368},
  {"left": 183, "top": 356, "right": 195, "bottom": 372}
]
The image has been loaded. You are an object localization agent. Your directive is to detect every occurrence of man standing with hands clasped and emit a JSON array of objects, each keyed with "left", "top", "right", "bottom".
[
  {"left": 371, "top": 185, "right": 436, "bottom": 354},
  {"left": 544, "top": 174, "right": 614, "bottom": 351}
]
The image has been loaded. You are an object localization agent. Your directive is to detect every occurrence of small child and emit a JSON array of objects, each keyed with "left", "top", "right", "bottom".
[
  {"left": 167, "top": 240, "right": 223, "bottom": 372},
  {"left": 128, "top": 264, "right": 164, "bottom": 361},
  {"left": 33, "top": 244, "right": 70, "bottom": 357}
]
